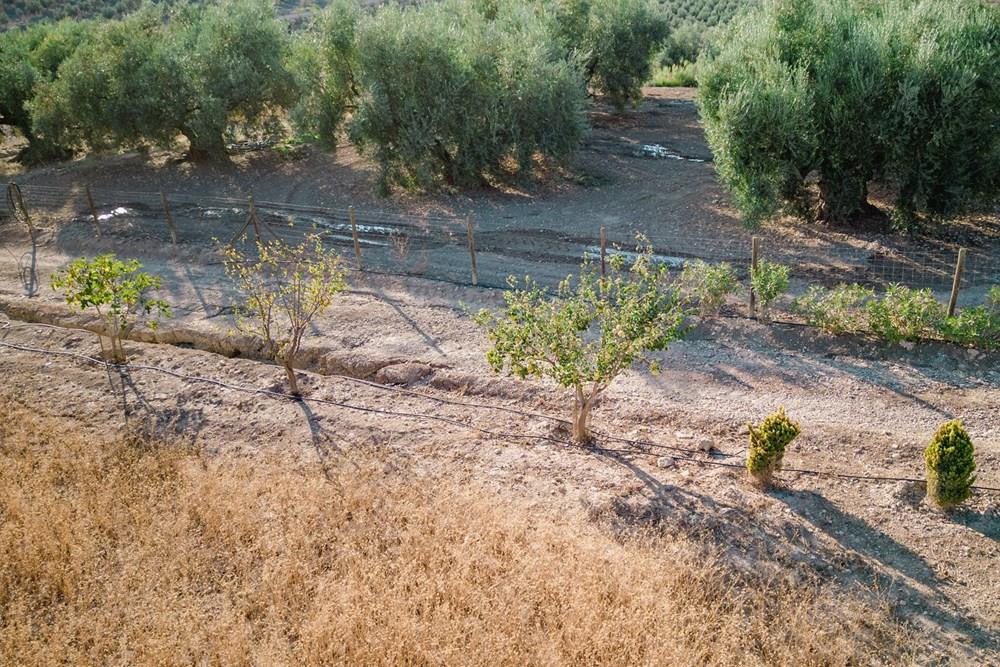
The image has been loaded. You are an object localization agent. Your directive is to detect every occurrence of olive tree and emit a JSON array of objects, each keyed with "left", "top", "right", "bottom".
[
  {"left": 475, "top": 245, "right": 690, "bottom": 443},
  {"left": 698, "top": 0, "right": 1000, "bottom": 229},
  {"left": 28, "top": 0, "right": 295, "bottom": 161},
  {"left": 222, "top": 235, "right": 346, "bottom": 396},
  {"left": 52, "top": 255, "right": 170, "bottom": 363},
  {"left": 552, "top": 0, "right": 670, "bottom": 110},
  {"left": 307, "top": 0, "right": 587, "bottom": 191}
]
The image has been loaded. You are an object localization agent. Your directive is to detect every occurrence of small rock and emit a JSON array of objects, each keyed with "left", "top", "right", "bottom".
[
  {"left": 375, "top": 362, "right": 433, "bottom": 385},
  {"left": 697, "top": 438, "right": 714, "bottom": 453},
  {"left": 675, "top": 430, "right": 695, "bottom": 440},
  {"left": 656, "top": 456, "right": 675, "bottom": 469},
  {"left": 900, "top": 341, "right": 916, "bottom": 351}
]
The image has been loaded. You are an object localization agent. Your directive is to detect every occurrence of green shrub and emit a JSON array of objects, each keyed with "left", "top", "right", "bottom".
[
  {"left": 649, "top": 61, "right": 699, "bottom": 87},
  {"left": 679, "top": 259, "right": 738, "bottom": 316},
  {"left": 349, "top": 0, "right": 586, "bottom": 191},
  {"left": 751, "top": 259, "right": 789, "bottom": 322},
  {"left": 746, "top": 407, "right": 800, "bottom": 486},
  {"left": 697, "top": 0, "right": 1000, "bottom": 229},
  {"left": 866, "top": 284, "right": 945, "bottom": 344},
  {"left": 940, "top": 305, "right": 1000, "bottom": 351},
  {"left": 924, "top": 420, "right": 976, "bottom": 509},
  {"left": 791, "top": 283, "right": 873, "bottom": 334}
]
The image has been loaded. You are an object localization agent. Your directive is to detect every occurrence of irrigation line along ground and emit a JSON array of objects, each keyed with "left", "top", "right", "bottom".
[{"left": 2, "top": 320, "right": 998, "bottom": 494}]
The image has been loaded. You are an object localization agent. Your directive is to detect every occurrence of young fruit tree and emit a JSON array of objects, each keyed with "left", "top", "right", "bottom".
[
  {"left": 222, "top": 235, "right": 346, "bottom": 396},
  {"left": 51, "top": 254, "right": 170, "bottom": 363},
  {"left": 475, "top": 245, "right": 690, "bottom": 443}
]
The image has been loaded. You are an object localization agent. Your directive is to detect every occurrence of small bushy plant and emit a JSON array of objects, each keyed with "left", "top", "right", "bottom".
[
  {"left": 924, "top": 420, "right": 976, "bottom": 509},
  {"left": 940, "top": 306, "right": 1000, "bottom": 351},
  {"left": 679, "top": 259, "right": 738, "bottom": 316},
  {"left": 866, "top": 284, "right": 945, "bottom": 344},
  {"left": 51, "top": 254, "right": 170, "bottom": 363},
  {"left": 746, "top": 407, "right": 800, "bottom": 486},
  {"left": 791, "top": 283, "right": 873, "bottom": 334},
  {"left": 751, "top": 260, "right": 789, "bottom": 322}
]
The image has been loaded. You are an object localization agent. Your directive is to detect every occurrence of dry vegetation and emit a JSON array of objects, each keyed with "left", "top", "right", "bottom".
[{"left": 0, "top": 395, "right": 915, "bottom": 666}]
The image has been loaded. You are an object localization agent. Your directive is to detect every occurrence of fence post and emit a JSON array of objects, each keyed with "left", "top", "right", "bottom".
[
  {"left": 85, "top": 184, "right": 102, "bottom": 238},
  {"left": 248, "top": 195, "right": 262, "bottom": 242},
  {"left": 466, "top": 217, "right": 479, "bottom": 286},
  {"left": 349, "top": 205, "right": 362, "bottom": 270},
  {"left": 749, "top": 236, "right": 760, "bottom": 315},
  {"left": 600, "top": 226, "right": 607, "bottom": 278},
  {"left": 947, "top": 247, "right": 967, "bottom": 317},
  {"left": 160, "top": 191, "right": 178, "bottom": 245}
]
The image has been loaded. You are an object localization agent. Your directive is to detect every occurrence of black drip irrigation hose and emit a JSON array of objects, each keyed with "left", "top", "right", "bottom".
[{"left": 2, "top": 320, "right": 998, "bottom": 494}]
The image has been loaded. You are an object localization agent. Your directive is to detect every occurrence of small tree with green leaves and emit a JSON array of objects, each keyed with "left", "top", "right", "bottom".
[
  {"left": 51, "top": 254, "right": 170, "bottom": 363},
  {"left": 475, "top": 245, "right": 690, "bottom": 443},
  {"left": 679, "top": 259, "right": 739, "bottom": 316},
  {"left": 751, "top": 260, "right": 789, "bottom": 322},
  {"left": 924, "top": 420, "right": 976, "bottom": 510},
  {"left": 746, "top": 407, "right": 800, "bottom": 486},
  {"left": 222, "top": 235, "right": 346, "bottom": 396}
]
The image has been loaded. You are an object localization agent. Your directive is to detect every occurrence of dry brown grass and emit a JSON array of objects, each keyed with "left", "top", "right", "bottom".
[{"left": 0, "top": 396, "right": 912, "bottom": 666}]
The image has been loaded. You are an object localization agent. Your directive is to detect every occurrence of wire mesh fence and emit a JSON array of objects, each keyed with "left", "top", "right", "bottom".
[{"left": 2, "top": 182, "right": 998, "bottom": 302}]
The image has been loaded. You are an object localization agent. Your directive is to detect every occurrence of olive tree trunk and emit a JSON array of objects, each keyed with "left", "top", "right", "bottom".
[{"left": 571, "top": 386, "right": 602, "bottom": 444}]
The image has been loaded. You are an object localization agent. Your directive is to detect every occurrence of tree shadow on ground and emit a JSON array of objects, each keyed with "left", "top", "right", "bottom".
[
  {"left": 586, "top": 444, "right": 999, "bottom": 657},
  {"left": 951, "top": 508, "right": 1000, "bottom": 543},
  {"left": 112, "top": 364, "right": 207, "bottom": 443}
]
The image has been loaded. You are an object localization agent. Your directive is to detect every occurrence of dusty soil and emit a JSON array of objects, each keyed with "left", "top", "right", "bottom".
[{"left": 2, "top": 88, "right": 999, "bottom": 664}]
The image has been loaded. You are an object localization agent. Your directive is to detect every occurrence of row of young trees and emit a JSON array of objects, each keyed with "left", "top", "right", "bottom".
[
  {"left": 0, "top": 0, "right": 670, "bottom": 188},
  {"left": 698, "top": 0, "right": 1000, "bottom": 229},
  {"left": 51, "top": 242, "right": 979, "bottom": 509}
]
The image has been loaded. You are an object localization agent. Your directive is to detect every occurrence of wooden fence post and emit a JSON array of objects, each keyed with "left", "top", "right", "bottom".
[
  {"left": 466, "top": 217, "right": 479, "bottom": 286},
  {"left": 248, "top": 195, "right": 262, "bottom": 243},
  {"left": 600, "top": 226, "right": 607, "bottom": 278},
  {"left": 160, "top": 191, "right": 178, "bottom": 245},
  {"left": 947, "top": 247, "right": 967, "bottom": 317},
  {"left": 349, "top": 206, "right": 362, "bottom": 270},
  {"left": 749, "top": 236, "right": 760, "bottom": 315},
  {"left": 85, "top": 184, "right": 102, "bottom": 238}
]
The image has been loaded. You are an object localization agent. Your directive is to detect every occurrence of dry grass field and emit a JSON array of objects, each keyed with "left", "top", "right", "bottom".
[{"left": 0, "top": 394, "right": 914, "bottom": 666}]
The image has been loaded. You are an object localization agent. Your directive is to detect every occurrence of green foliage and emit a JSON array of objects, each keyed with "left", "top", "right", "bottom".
[
  {"left": 648, "top": 61, "right": 699, "bottom": 87},
  {"left": 555, "top": 0, "right": 670, "bottom": 109},
  {"left": 940, "top": 304, "right": 1000, "bottom": 351},
  {"left": 697, "top": 0, "right": 1000, "bottom": 228},
  {"left": 746, "top": 406, "right": 800, "bottom": 485},
  {"left": 288, "top": 0, "right": 359, "bottom": 149},
  {"left": 51, "top": 254, "right": 170, "bottom": 362},
  {"left": 475, "top": 243, "right": 690, "bottom": 442},
  {"left": 679, "top": 259, "right": 738, "bottom": 315},
  {"left": 24, "top": 0, "right": 295, "bottom": 161},
  {"left": 348, "top": 0, "right": 587, "bottom": 191},
  {"left": 791, "top": 283, "right": 873, "bottom": 334},
  {"left": 222, "top": 235, "right": 346, "bottom": 395},
  {"left": 924, "top": 420, "right": 976, "bottom": 509},
  {"left": 750, "top": 259, "right": 789, "bottom": 321},
  {"left": 865, "top": 284, "right": 945, "bottom": 344}
]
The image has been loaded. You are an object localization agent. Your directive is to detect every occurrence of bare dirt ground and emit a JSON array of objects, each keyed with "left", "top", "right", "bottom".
[{"left": 2, "top": 88, "right": 999, "bottom": 664}]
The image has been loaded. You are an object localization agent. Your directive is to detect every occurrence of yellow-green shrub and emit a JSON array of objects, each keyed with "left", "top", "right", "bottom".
[
  {"left": 924, "top": 420, "right": 976, "bottom": 510},
  {"left": 747, "top": 407, "right": 800, "bottom": 486}
]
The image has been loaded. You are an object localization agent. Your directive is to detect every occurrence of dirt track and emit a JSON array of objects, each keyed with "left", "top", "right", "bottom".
[{"left": 2, "top": 88, "right": 1000, "bottom": 663}]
